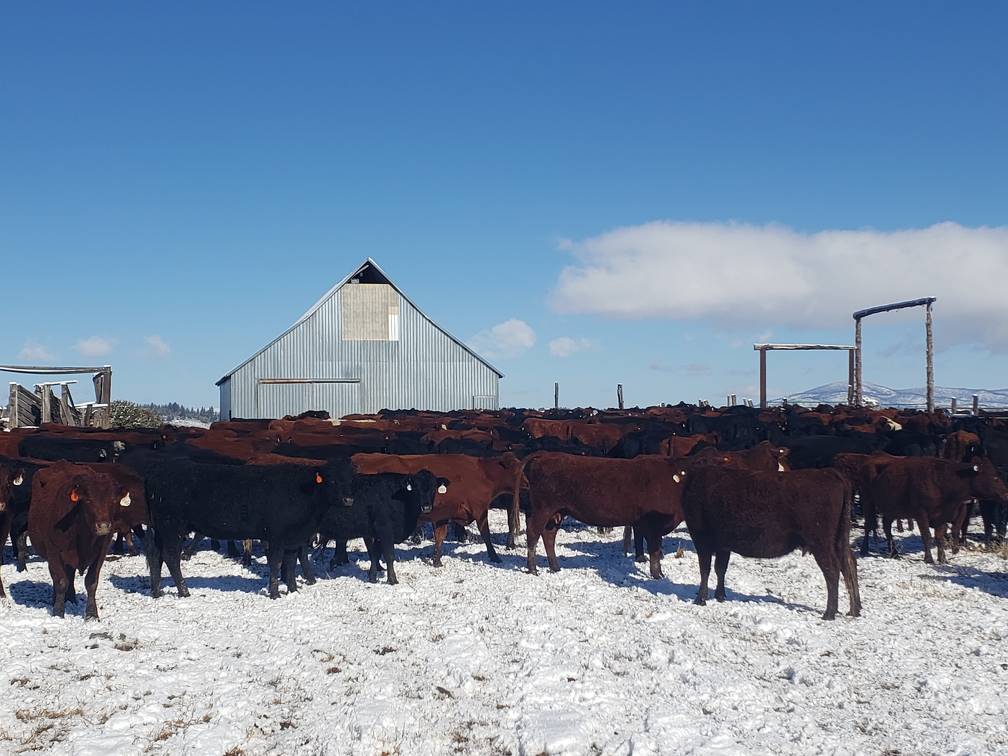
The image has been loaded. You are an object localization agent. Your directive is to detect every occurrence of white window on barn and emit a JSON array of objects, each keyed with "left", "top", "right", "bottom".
[{"left": 341, "top": 283, "right": 400, "bottom": 341}]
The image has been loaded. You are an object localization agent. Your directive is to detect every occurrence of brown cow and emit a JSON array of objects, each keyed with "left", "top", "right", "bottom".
[
  {"left": 514, "top": 453, "right": 689, "bottom": 579},
  {"left": 28, "top": 462, "right": 130, "bottom": 619},
  {"left": 351, "top": 453, "right": 522, "bottom": 566},
  {"left": 0, "top": 462, "right": 28, "bottom": 598},
  {"left": 866, "top": 457, "right": 1008, "bottom": 564},
  {"left": 682, "top": 467, "right": 861, "bottom": 620}
]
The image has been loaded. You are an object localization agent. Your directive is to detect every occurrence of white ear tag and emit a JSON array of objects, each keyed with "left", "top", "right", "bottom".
[
  {"left": 406, "top": 483, "right": 413, "bottom": 491},
  {"left": 778, "top": 463, "right": 785, "bottom": 472},
  {"left": 973, "top": 464, "right": 980, "bottom": 472},
  {"left": 119, "top": 493, "right": 132, "bottom": 507},
  {"left": 13, "top": 474, "right": 23, "bottom": 486},
  {"left": 437, "top": 484, "right": 447, "bottom": 494},
  {"left": 673, "top": 474, "right": 681, "bottom": 483}
]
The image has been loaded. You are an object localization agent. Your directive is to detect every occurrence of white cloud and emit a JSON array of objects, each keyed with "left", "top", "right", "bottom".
[
  {"left": 18, "top": 341, "right": 54, "bottom": 362},
  {"left": 469, "top": 319, "right": 536, "bottom": 360},
  {"left": 551, "top": 221, "right": 1008, "bottom": 351},
  {"left": 549, "top": 336, "right": 595, "bottom": 358},
  {"left": 75, "top": 336, "right": 116, "bottom": 358},
  {"left": 144, "top": 335, "right": 171, "bottom": 357}
]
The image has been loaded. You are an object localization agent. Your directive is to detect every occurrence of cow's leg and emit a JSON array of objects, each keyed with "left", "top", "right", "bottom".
[
  {"left": 48, "top": 561, "right": 69, "bottom": 618},
  {"left": 112, "top": 533, "right": 125, "bottom": 555},
  {"left": 622, "top": 526, "right": 632, "bottom": 557},
  {"left": 860, "top": 507, "right": 873, "bottom": 556},
  {"left": 812, "top": 549, "right": 841, "bottom": 621},
  {"left": 125, "top": 530, "right": 138, "bottom": 556},
  {"left": 917, "top": 513, "right": 935, "bottom": 564},
  {"left": 281, "top": 550, "right": 298, "bottom": 593},
  {"left": 299, "top": 545, "right": 316, "bottom": 585},
  {"left": 243, "top": 539, "right": 253, "bottom": 567},
  {"left": 365, "top": 538, "right": 381, "bottom": 583},
  {"left": 335, "top": 539, "right": 349, "bottom": 567},
  {"left": 64, "top": 564, "right": 78, "bottom": 604},
  {"left": 694, "top": 548, "right": 713, "bottom": 606},
  {"left": 883, "top": 518, "right": 898, "bottom": 558},
  {"left": 227, "top": 540, "right": 241, "bottom": 558},
  {"left": 525, "top": 511, "right": 550, "bottom": 576},
  {"left": 163, "top": 538, "right": 190, "bottom": 598},
  {"left": 932, "top": 521, "right": 948, "bottom": 565},
  {"left": 506, "top": 507, "right": 518, "bottom": 549},
  {"left": 476, "top": 511, "right": 500, "bottom": 563},
  {"left": 382, "top": 539, "right": 398, "bottom": 585},
  {"left": 182, "top": 532, "right": 204, "bottom": 561},
  {"left": 15, "top": 530, "right": 28, "bottom": 571},
  {"left": 0, "top": 516, "right": 11, "bottom": 598},
  {"left": 895, "top": 518, "right": 904, "bottom": 533},
  {"left": 450, "top": 522, "right": 468, "bottom": 543},
  {"left": 840, "top": 546, "right": 862, "bottom": 617},
  {"left": 713, "top": 550, "right": 731, "bottom": 602},
  {"left": 146, "top": 530, "right": 164, "bottom": 598},
  {"left": 634, "top": 527, "right": 647, "bottom": 563},
  {"left": 266, "top": 542, "right": 284, "bottom": 598},
  {"left": 84, "top": 540, "right": 111, "bottom": 620},
  {"left": 432, "top": 522, "right": 448, "bottom": 568},
  {"left": 541, "top": 517, "right": 561, "bottom": 573},
  {"left": 597, "top": 526, "right": 611, "bottom": 536}
]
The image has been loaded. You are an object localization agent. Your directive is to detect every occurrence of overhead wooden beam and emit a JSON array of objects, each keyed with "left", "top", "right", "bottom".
[{"left": 852, "top": 297, "right": 936, "bottom": 320}]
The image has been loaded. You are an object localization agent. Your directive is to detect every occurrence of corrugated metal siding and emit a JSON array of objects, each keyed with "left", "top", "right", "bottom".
[
  {"left": 225, "top": 285, "right": 499, "bottom": 419},
  {"left": 219, "top": 379, "right": 231, "bottom": 421}
]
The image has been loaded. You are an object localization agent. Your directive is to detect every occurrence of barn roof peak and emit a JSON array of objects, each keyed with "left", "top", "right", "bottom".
[{"left": 216, "top": 257, "right": 502, "bottom": 385}]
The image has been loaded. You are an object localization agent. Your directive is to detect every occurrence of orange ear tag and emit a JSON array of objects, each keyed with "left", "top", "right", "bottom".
[
  {"left": 315, "top": 473, "right": 324, "bottom": 484},
  {"left": 70, "top": 490, "right": 80, "bottom": 503}
]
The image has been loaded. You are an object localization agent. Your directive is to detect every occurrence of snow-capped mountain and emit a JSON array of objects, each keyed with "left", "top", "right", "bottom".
[{"left": 782, "top": 381, "right": 1008, "bottom": 409}]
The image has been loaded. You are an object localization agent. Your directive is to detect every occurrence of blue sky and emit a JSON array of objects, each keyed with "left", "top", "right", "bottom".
[{"left": 3, "top": 3, "right": 1007, "bottom": 409}]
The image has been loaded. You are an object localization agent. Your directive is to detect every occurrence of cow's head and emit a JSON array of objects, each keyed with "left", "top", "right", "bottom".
[
  {"left": 66, "top": 473, "right": 123, "bottom": 537},
  {"left": 960, "top": 461, "right": 1008, "bottom": 501},
  {"left": 405, "top": 470, "right": 439, "bottom": 514},
  {"left": 318, "top": 460, "right": 355, "bottom": 507}
]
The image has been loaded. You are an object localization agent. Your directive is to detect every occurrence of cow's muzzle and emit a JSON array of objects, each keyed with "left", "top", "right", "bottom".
[
  {"left": 95, "top": 522, "right": 112, "bottom": 536},
  {"left": 421, "top": 502, "right": 434, "bottom": 514},
  {"left": 341, "top": 497, "right": 354, "bottom": 508}
]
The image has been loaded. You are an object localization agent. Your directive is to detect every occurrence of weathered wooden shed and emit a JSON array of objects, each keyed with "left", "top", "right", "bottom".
[{"left": 216, "top": 258, "right": 501, "bottom": 420}]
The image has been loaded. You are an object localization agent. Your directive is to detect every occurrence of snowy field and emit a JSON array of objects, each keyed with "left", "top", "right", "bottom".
[{"left": 1, "top": 511, "right": 1007, "bottom": 756}]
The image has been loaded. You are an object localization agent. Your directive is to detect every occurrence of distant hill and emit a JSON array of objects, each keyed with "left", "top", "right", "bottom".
[{"left": 782, "top": 381, "right": 1008, "bottom": 409}]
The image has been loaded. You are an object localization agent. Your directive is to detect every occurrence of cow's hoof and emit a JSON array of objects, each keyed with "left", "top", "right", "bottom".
[
  {"left": 150, "top": 589, "right": 162, "bottom": 599},
  {"left": 715, "top": 593, "right": 726, "bottom": 603},
  {"left": 304, "top": 576, "right": 316, "bottom": 586},
  {"left": 432, "top": 559, "right": 444, "bottom": 568},
  {"left": 181, "top": 553, "right": 191, "bottom": 562},
  {"left": 368, "top": 573, "right": 378, "bottom": 584},
  {"left": 527, "top": 567, "right": 538, "bottom": 576},
  {"left": 388, "top": 577, "right": 398, "bottom": 586},
  {"left": 548, "top": 566, "right": 560, "bottom": 573},
  {"left": 85, "top": 612, "right": 99, "bottom": 622},
  {"left": 821, "top": 611, "right": 837, "bottom": 621},
  {"left": 177, "top": 586, "right": 190, "bottom": 598},
  {"left": 694, "top": 596, "right": 706, "bottom": 606}
]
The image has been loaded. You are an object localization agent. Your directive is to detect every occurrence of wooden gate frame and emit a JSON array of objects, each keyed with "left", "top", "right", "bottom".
[
  {"left": 1, "top": 365, "right": 112, "bottom": 428},
  {"left": 852, "top": 297, "right": 936, "bottom": 412}
]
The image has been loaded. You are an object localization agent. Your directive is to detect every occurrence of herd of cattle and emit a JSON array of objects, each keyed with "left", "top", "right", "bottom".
[{"left": 1, "top": 402, "right": 1007, "bottom": 621}]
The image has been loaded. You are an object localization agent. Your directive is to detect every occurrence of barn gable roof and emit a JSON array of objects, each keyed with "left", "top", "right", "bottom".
[{"left": 216, "top": 257, "right": 503, "bottom": 385}]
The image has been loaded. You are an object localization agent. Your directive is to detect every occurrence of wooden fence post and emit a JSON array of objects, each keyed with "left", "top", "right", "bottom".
[
  {"left": 554, "top": 382, "right": 559, "bottom": 410},
  {"left": 925, "top": 302, "right": 934, "bottom": 413},
  {"left": 854, "top": 318, "right": 863, "bottom": 406},
  {"left": 759, "top": 348, "right": 767, "bottom": 409},
  {"left": 617, "top": 384, "right": 624, "bottom": 410},
  {"left": 951, "top": 398, "right": 957, "bottom": 414},
  {"left": 973, "top": 394, "right": 979, "bottom": 416}
]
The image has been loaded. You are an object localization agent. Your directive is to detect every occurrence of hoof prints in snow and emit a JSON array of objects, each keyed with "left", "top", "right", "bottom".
[{"left": 1, "top": 512, "right": 1007, "bottom": 755}]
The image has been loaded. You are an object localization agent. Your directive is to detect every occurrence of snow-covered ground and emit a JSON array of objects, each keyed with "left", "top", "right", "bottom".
[{"left": 1, "top": 512, "right": 1007, "bottom": 755}]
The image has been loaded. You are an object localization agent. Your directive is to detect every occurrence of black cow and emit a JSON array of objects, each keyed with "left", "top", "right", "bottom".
[
  {"left": 142, "top": 458, "right": 353, "bottom": 598},
  {"left": 319, "top": 470, "right": 441, "bottom": 585}
]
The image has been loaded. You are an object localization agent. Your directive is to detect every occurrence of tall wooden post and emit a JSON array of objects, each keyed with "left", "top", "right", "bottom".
[
  {"left": 847, "top": 348, "right": 855, "bottom": 406},
  {"left": 854, "top": 318, "right": 863, "bottom": 406},
  {"left": 925, "top": 302, "right": 934, "bottom": 413},
  {"left": 972, "top": 394, "right": 979, "bottom": 416},
  {"left": 617, "top": 384, "right": 624, "bottom": 410},
  {"left": 758, "top": 347, "right": 767, "bottom": 409},
  {"left": 554, "top": 382, "right": 559, "bottom": 410}
]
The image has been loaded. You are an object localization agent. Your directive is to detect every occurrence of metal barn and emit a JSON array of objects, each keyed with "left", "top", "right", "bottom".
[{"left": 216, "top": 258, "right": 501, "bottom": 420}]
